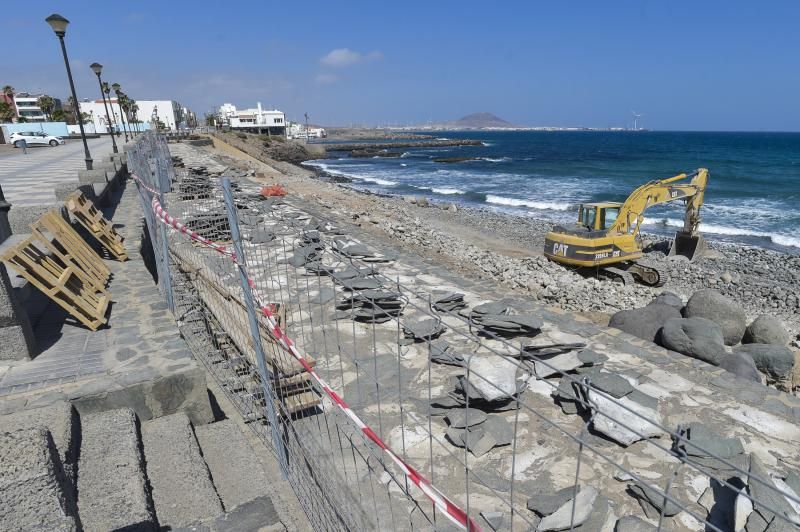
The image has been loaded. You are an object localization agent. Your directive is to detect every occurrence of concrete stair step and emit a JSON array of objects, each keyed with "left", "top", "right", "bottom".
[
  {"left": 172, "top": 496, "right": 285, "bottom": 532},
  {"left": 0, "top": 401, "right": 79, "bottom": 488},
  {"left": 141, "top": 412, "right": 223, "bottom": 528},
  {"left": 0, "top": 427, "right": 79, "bottom": 531},
  {"left": 77, "top": 408, "right": 156, "bottom": 531},
  {"left": 194, "top": 419, "right": 272, "bottom": 511}
]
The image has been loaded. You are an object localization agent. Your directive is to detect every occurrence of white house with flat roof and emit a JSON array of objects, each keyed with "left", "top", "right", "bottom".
[
  {"left": 12, "top": 93, "right": 62, "bottom": 122},
  {"left": 221, "top": 102, "right": 285, "bottom": 135}
]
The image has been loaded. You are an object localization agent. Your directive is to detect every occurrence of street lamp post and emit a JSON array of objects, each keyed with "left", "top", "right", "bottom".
[
  {"left": 90, "top": 63, "right": 118, "bottom": 154},
  {"left": 111, "top": 83, "right": 129, "bottom": 142},
  {"left": 46, "top": 14, "right": 92, "bottom": 170}
]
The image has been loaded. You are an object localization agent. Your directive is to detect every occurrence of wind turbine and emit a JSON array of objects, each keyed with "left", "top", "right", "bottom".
[{"left": 631, "top": 111, "right": 643, "bottom": 131}]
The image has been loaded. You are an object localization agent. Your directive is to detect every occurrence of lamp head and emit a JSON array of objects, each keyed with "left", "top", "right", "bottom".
[
  {"left": 111, "top": 83, "right": 121, "bottom": 94},
  {"left": 90, "top": 62, "right": 103, "bottom": 76},
  {"left": 45, "top": 14, "right": 69, "bottom": 37}
]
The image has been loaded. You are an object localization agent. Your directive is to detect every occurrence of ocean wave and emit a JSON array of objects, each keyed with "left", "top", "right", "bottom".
[
  {"left": 358, "top": 176, "right": 398, "bottom": 186},
  {"left": 481, "top": 157, "right": 511, "bottom": 163},
  {"left": 486, "top": 194, "right": 572, "bottom": 211},
  {"left": 401, "top": 152, "right": 411, "bottom": 158},
  {"left": 301, "top": 161, "right": 397, "bottom": 186},
  {"left": 431, "top": 187, "right": 466, "bottom": 195},
  {"left": 652, "top": 218, "right": 800, "bottom": 249},
  {"left": 400, "top": 163, "right": 408, "bottom": 167}
]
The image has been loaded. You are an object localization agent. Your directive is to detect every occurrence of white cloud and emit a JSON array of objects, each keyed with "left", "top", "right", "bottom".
[
  {"left": 315, "top": 74, "right": 338, "bottom": 85},
  {"left": 319, "top": 48, "right": 383, "bottom": 68}
]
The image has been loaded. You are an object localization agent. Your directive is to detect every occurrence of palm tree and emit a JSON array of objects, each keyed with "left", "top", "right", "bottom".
[
  {"left": 0, "top": 101, "right": 15, "bottom": 122},
  {"left": 2, "top": 85, "right": 16, "bottom": 121},
  {"left": 37, "top": 95, "right": 55, "bottom": 121}
]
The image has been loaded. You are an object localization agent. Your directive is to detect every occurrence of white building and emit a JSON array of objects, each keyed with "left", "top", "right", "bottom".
[
  {"left": 287, "top": 121, "right": 326, "bottom": 139},
  {"left": 79, "top": 99, "right": 189, "bottom": 133},
  {"left": 13, "top": 93, "right": 62, "bottom": 122},
  {"left": 221, "top": 102, "right": 286, "bottom": 135}
]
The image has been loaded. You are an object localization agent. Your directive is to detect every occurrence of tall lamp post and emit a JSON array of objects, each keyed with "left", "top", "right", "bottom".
[
  {"left": 111, "top": 83, "right": 129, "bottom": 142},
  {"left": 45, "top": 14, "right": 92, "bottom": 170},
  {"left": 89, "top": 63, "right": 118, "bottom": 154}
]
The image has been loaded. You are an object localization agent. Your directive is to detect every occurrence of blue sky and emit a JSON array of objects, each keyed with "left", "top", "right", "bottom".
[{"left": 2, "top": 0, "right": 798, "bottom": 130}]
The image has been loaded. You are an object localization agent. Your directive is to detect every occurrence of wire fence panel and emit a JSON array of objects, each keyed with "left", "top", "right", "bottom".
[{"left": 128, "top": 131, "right": 800, "bottom": 532}]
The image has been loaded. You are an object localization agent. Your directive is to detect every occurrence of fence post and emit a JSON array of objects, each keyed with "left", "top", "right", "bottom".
[
  {"left": 154, "top": 147, "right": 175, "bottom": 313},
  {"left": 221, "top": 176, "right": 288, "bottom": 477}
]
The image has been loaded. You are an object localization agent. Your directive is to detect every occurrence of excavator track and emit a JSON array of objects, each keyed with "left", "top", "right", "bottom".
[
  {"left": 627, "top": 261, "right": 668, "bottom": 287},
  {"left": 602, "top": 266, "right": 636, "bottom": 286}
]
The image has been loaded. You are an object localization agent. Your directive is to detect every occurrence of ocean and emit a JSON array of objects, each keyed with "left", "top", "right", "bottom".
[{"left": 303, "top": 131, "right": 800, "bottom": 254}]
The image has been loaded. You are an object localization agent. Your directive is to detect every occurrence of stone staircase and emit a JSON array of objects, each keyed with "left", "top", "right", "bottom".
[{"left": 0, "top": 402, "right": 284, "bottom": 531}]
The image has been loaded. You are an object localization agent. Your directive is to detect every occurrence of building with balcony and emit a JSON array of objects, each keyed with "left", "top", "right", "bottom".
[
  {"left": 218, "top": 102, "right": 285, "bottom": 135},
  {"left": 12, "top": 93, "right": 62, "bottom": 122}
]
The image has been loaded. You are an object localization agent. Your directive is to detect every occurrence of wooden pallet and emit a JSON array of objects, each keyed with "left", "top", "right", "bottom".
[
  {"left": 0, "top": 236, "right": 109, "bottom": 330},
  {"left": 65, "top": 191, "right": 128, "bottom": 261},
  {"left": 31, "top": 210, "right": 111, "bottom": 290}
]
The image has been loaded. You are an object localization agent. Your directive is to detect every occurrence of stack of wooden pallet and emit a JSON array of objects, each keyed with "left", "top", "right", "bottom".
[{"left": 0, "top": 193, "right": 127, "bottom": 331}]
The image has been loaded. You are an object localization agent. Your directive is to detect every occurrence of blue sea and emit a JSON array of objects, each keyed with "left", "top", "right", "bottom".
[{"left": 303, "top": 131, "right": 800, "bottom": 254}]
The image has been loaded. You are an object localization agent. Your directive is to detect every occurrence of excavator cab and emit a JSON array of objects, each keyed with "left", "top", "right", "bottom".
[{"left": 578, "top": 202, "right": 623, "bottom": 232}]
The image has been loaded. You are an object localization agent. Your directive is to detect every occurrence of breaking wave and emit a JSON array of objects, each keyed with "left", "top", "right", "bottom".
[{"left": 485, "top": 194, "right": 572, "bottom": 211}]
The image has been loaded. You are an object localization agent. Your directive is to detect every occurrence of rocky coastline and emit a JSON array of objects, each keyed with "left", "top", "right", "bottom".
[{"left": 206, "top": 132, "right": 800, "bottom": 385}]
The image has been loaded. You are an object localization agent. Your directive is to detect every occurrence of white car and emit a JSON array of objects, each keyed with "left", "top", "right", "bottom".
[{"left": 9, "top": 131, "right": 65, "bottom": 148}]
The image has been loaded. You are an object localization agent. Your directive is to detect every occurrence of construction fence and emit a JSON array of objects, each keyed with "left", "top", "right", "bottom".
[{"left": 127, "top": 131, "right": 800, "bottom": 531}]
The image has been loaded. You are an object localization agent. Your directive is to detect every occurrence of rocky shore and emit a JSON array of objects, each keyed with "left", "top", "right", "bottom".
[{"left": 202, "top": 132, "right": 800, "bottom": 374}]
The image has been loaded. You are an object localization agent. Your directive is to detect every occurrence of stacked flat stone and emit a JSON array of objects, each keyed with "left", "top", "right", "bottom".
[
  {"left": 444, "top": 409, "right": 514, "bottom": 457},
  {"left": 432, "top": 291, "right": 467, "bottom": 313},
  {"left": 334, "top": 289, "right": 404, "bottom": 323},
  {"left": 467, "top": 302, "right": 544, "bottom": 337},
  {"left": 402, "top": 318, "right": 445, "bottom": 343},
  {"left": 428, "top": 340, "right": 465, "bottom": 366}
]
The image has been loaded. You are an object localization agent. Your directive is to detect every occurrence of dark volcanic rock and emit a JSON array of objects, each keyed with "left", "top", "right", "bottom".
[
  {"left": 659, "top": 317, "right": 727, "bottom": 366},
  {"left": 608, "top": 304, "right": 682, "bottom": 343},
  {"left": 734, "top": 344, "right": 795, "bottom": 383},
  {"left": 684, "top": 289, "right": 747, "bottom": 346},
  {"left": 743, "top": 315, "right": 791, "bottom": 346},
  {"left": 615, "top": 515, "right": 656, "bottom": 531},
  {"left": 649, "top": 291, "right": 684, "bottom": 311},
  {"left": 718, "top": 352, "right": 762, "bottom": 382}
]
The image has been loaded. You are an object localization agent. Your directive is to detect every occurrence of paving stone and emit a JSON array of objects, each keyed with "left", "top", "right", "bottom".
[
  {"left": 78, "top": 408, "right": 156, "bottom": 531},
  {"left": 0, "top": 427, "right": 78, "bottom": 531},
  {"left": 142, "top": 412, "right": 223, "bottom": 528}
]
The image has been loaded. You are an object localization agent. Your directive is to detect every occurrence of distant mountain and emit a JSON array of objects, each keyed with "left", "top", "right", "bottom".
[{"left": 446, "top": 112, "right": 519, "bottom": 129}]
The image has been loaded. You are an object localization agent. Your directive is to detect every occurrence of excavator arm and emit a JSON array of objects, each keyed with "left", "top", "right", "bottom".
[{"left": 610, "top": 168, "right": 709, "bottom": 237}]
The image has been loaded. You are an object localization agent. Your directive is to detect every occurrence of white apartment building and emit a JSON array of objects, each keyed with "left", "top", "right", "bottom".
[
  {"left": 219, "top": 102, "right": 286, "bottom": 135},
  {"left": 13, "top": 93, "right": 62, "bottom": 122},
  {"left": 80, "top": 99, "right": 189, "bottom": 133}
]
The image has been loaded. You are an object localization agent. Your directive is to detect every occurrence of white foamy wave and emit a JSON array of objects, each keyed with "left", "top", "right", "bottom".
[
  {"left": 650, "top": 219, "right": 800, "bottom": 249},
  {"left": 486, "top": 195, "right": 572, "bottom": 211},
  {"left": 481, "top": 157, "right": 511, "bottom": 163},
  {"left": 400, "top": 163, "right": 407, "bottom": 167},
  {"left": 301, "top": 161, "right": 397, "bottom": 186},
  {"left": 431, "top": 187, "right": 466, "bottom": 195},
  {"left": 400, "top": 152, "right": 411, "bottom": 158}
]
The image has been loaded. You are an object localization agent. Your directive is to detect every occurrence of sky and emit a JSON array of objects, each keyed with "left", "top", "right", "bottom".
[{"left": 1, "top": 0, "right": 799, "bottom": 131}]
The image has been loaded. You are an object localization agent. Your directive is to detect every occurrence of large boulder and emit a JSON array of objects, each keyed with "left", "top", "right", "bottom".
[
  {"left": 743, "top": 315, "right": 791, "bottom": 346},
  {"left": 609, "top": 304, "right": 682, "bottom": 343},
  {"left": 684, "top": 289, "right": 747, "bottom": 346},
  {"left": 734, "top": 344, "right": 795, "bottom": 384},
  {"left": 649, "top": 291, "right": 684, "bottom": 311},
  {"left": 718, "top": 352, "right": 761, "bottom": 382},
  {"left": 659, "top": 317, "right": 727, "bottom": 365}
]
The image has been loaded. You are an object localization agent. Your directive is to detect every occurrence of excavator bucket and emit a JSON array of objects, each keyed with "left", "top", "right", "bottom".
[{"left": 669, "top": 231, "right": 708, "bottom": 261}]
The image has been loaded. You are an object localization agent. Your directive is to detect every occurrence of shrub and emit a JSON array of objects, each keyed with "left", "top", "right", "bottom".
[{"left": 236, "top": 132, "right": 247, "bottom": 139}]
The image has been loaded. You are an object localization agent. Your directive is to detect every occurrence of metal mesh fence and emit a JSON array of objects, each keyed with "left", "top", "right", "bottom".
[{"left": 126, "top": 131, "right": 800, "bottom": 531}]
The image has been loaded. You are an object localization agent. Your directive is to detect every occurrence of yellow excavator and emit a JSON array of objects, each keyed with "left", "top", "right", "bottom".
[{"left": 543, "top": 168, "right": 709, "bottom": 286}]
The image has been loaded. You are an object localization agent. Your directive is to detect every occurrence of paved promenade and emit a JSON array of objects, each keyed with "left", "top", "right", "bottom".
[{"left": 0, "top": 137, "right": 114, "bottom": 206}]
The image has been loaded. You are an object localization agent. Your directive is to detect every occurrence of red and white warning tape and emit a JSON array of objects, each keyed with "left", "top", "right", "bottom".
[{"left": 131, "top": 173, "right": 481, "bottom": 531}]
